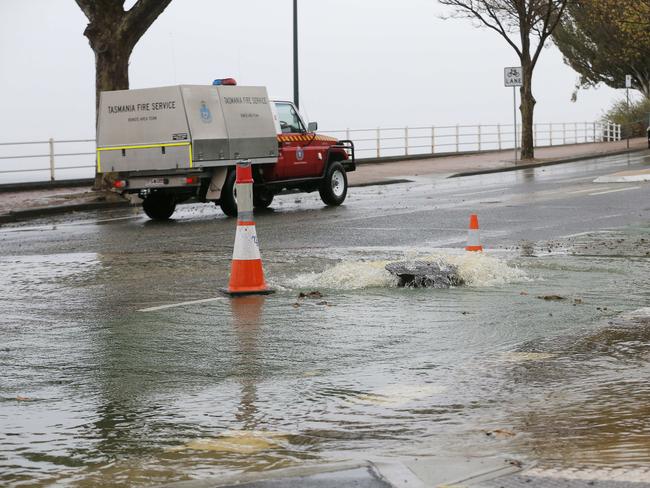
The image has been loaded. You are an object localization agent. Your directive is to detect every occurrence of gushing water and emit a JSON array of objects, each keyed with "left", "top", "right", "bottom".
[{"left": 286, "top": 250, "right": 526, "bottom": 290}]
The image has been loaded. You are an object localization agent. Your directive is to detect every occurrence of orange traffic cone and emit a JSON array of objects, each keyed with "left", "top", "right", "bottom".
[
  {"left": 225, "top": 161, "right": 274, "bottom": 296},
  {"left": 465, "top": 214, "right": 483, "bottom": 252}
]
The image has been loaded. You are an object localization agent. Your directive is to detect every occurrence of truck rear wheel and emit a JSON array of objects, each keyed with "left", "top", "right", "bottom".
[
  {"left": 142, "top": 194, "right": 176, "bottom": 221},
  {"left": 219, "top": 170, "right": 238, "bottom": 217},
  {"left": 319, "top": 162, "right": 348, "bottom": 206}
]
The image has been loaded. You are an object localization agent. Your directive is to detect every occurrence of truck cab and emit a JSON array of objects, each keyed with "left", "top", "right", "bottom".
[{"left": 97, "top": 80, "right": 354, "bottom": 221}]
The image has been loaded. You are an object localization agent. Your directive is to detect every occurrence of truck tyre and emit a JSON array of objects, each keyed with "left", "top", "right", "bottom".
[
  {"left": 219, "top": 169, "right": 238, "bottom": 217},
  {"left": 142, "top": 194, "right": 176, "bottom": 221},
  {"left": 253, "top": 189, "right": 274, "bottom": 209},
  {"left": 319, "top": 162, "right": 348, "bottom": 206}
]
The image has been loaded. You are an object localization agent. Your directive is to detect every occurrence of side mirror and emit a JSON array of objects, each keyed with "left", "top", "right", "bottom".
[{"left": 307, "top": 121, "right": 318, "bottom": 132}]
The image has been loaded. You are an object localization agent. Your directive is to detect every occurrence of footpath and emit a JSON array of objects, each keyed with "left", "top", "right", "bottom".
[{"left": 0, "top": 137, "right": 647, "bottom": 224}]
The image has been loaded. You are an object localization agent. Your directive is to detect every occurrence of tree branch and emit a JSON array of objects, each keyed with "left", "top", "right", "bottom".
[
  {"left": 440, "top": 0, "right": 523, "bottom": 58},
  {"left": 123, "top": 0, "right": 174, "bottom": 47},
  {"left": 532, "top": 0, "right": 568, "bottom": 68}
]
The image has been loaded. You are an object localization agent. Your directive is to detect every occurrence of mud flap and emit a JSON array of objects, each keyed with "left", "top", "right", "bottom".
[{"left": 206, "top": 167, "right": 229, "bottom": 200}]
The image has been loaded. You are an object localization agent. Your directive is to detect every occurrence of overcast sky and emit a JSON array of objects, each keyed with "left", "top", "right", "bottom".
[{"left": 0, "top": 0, "right": 628, "bottom": 142}]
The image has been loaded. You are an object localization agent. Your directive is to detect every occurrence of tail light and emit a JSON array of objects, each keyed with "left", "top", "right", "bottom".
[
  {"left": 185, "top": 176, "right": 199, "bottom": 185},
  {"left": 113, "top": 180, "right": 127, "bottom": 189}
]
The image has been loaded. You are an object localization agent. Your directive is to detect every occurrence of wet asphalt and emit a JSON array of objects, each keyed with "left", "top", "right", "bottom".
[
  {"left": 1, "top": 152, "right": 650, "bottom": 487},
  {"left": 1, "top": 152, "right": 649, "bottom": 256}
]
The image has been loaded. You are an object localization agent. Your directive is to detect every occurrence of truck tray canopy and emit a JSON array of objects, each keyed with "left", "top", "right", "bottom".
[{"left": 97, "top": 85, "right": 278, "bottom": 173}]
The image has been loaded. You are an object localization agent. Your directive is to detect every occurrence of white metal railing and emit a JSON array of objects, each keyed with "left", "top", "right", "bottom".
[
  {"left": 0, "top": 138, "right": 95, "bottom": 184},
  {"left": 0, "top": 122, "right": 622, "bottom": 185},
  {"left": 321, "top": 121, "right": 621, "bottom": 159}
]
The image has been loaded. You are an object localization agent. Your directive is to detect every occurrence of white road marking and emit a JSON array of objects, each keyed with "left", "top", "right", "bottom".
[
  {"left": 561, "top": 176, "right": 597, "bottom": 183},
  {"left": 588, "top": 186, "right": 641, "bottom": 196},
  {"left": 138, "top": 297, "right": 226, "bottom": 312},
  {"left": 595, "top": 174, "right": 650, "bottom": 183},
  {"left": 456, "top": 188, "right": 505, "bottom": 197},
  {"left": 568, "top": 187, "right": 612, "bottom": 194},
  {"left": 93, "top": 215, "right": 142, "bottom": 224},
  {"left": 526, "top": 466, "right": 650, "bottom": 483},
  {"left": 562, "top": 230, "right": 616, "bottom": 238}
]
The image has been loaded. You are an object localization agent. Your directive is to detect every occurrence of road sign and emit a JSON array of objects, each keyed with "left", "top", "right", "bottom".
[
  {"left": 504, "top": 67, "right": 523, "bottom": 87},
  {"left": 504, "top": 67, "right": 522, "bottom": 161},
  {"left": 626, "top": 74, "right": 633, "bottom": 88}
]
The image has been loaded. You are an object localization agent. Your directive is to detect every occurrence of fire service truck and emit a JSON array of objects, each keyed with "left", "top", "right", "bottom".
[{"left": 96, "top": 79, "right": 355, "bottom": 220}]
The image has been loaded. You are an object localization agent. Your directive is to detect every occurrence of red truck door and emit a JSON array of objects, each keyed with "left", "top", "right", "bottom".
[{"left": 275, "top": 102, "right": 325, "bottom": 178}]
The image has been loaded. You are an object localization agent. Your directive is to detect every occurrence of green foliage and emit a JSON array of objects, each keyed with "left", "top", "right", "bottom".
[
  {"left": 603, "top": 98, "right": 650, "bottom": 137},
  {"left": 554, "top": 0, "right": 650, "bottom": 99}
]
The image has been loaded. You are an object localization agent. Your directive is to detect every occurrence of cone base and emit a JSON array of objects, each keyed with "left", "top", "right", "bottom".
[
  {"left": 465, "top": 246, "right": 483, "bottom": 252},
  {"left": 221, "top": 287, "right": 275, "bottom": 297}
]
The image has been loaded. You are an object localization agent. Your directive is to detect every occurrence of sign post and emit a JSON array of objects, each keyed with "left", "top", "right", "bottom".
[
  {"left": 504, "top": 67, "right": 523, "bottom": 162},
  {"left": 626, "top": 74, "right": 632, "bottom": 149}
]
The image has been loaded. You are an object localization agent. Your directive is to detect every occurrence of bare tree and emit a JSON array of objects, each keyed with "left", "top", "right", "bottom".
[
  {"left": 439, "top": 0, "right": 568, "bottom": 160},
  {"left": 75, "top": 0, "right": 173, "bottom": 114}
]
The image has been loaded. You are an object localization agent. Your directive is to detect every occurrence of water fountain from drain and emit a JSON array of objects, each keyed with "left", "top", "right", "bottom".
[{"left": 385, "top": 261, "right": 464, "bottom": 288}]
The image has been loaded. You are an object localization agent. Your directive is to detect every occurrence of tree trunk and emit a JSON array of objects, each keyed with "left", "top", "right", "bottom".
[
  {"left": 95, "top": 44, "right": 132, "bottom": 115},
  {"left": 90, "top": 32, "right": 133, "bottom": 190},
  {"left": 91, "top": 40, "right": 133, "bottom": 189},
  {"left": 76, "top": 0, "right": 173, "bottom": 189},
  {"left": 519, "top": 60, "right": 536, "bottom": 160}
]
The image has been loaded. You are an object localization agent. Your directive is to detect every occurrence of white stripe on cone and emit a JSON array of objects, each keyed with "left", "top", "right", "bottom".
[
  {"left": 232, "top": 224, "right": 261, "bottom": 260},
  {"left": 467, "top": 229, "right": 481, "bottom": 247}
]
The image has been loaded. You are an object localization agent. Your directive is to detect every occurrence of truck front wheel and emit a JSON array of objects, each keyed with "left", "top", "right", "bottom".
[
  {"left": 253, "top": 189, "right": 274, "bottom": 209},
  {"left": 142, "top": 194, "right": 176, "bottom": 221},
  {"left": 319, "top": 162, "right": 348, "bottom": 206}
]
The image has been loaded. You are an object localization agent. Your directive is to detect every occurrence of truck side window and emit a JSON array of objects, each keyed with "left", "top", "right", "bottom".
[{"left": 276, "top": 103, "right": 305, "bottom": 133}]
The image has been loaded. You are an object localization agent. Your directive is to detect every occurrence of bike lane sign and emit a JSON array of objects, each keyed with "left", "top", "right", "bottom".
[{"left": 504, "top": 67, "right": 523, "bottom": 87}]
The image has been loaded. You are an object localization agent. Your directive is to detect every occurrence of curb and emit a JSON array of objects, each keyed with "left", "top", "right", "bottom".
[
  {"left": 0, "top": 178, "right": 95, "bottom": 193},
  {"left": 0, "top": 200, "right": 131, "bottom": 224},
  {"left": 449, "top": 148, "right": 649, "bottom": 178}
]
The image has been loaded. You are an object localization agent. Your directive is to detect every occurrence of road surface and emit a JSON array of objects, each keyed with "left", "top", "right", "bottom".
[{"left": 1, "top": 152, "right": 649, "bottom": 487}]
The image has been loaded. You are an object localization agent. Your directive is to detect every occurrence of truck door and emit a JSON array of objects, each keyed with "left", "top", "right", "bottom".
[{"left": 274, "top": 102, "right": 322, "bottom": 178}]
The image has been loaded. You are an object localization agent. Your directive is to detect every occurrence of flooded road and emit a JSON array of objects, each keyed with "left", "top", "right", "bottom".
[{"left": 1, "top": 155, "right": 649, "bottom": 486}]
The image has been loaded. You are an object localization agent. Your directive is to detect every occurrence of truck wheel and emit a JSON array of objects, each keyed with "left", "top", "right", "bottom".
[
  {"left": 253, "top": 189, "right": 274, "bottom": 209},
  {"left": 319, "top": 162, "right": 348, "bottom": 206},
  {"left": 142, "top": 194, "right": 176, "bottom": 221},
  {"left": 219, "top": 170, "right": 237, "bottom": 217}
]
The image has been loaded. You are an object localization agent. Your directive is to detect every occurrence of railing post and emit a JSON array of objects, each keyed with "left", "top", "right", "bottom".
[
  {"left": 574, "top": 122, "right": 578, "bottom": 143},
  {"left": 549, "top": 123, "right": 553, "bottom": 146},
  {"left": 593, "top": 122, "right": 597, "bottom": 143},
  {"left": 455, "top": 124, "right": 459, "bottom": 153},
  {"left": 534, "top": 124, "right": 537, "bottom": 147},
  {"left": 431, "top": 126, "right": 435, "bottom": 154},
  {"left": 376, "top": 127, "right": 381, "bottom": 158},
  {"left": 497, "top": 124, "right": 502, "bottom": 150},
  {"left": 563, "top": 122, "right": 566, "bottom": 145},
  {"left": 477, "top": 124, "right": 482, "bottom": 151},
  {"left": 49, "top": 138, "right": 55, "bottom": 181},
  {"left": 346, "top": 128, "right": 350, "bottom": 140},
  {"left": 404, "top": 126, "right": 409, "bottom": 156}
]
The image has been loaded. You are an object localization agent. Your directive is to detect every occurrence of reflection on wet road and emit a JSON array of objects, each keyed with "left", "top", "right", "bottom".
[{"left": 1, "top": 154, "right": 649, "bottom": 486}]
